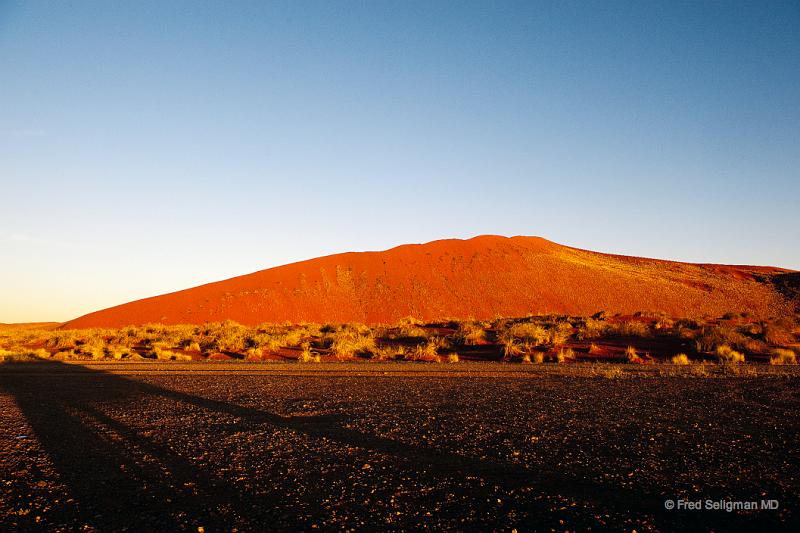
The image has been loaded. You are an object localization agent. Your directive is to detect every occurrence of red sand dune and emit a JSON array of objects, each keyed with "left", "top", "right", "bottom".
[{"left": 63, "top": 235, "right": 796, "bottom": 329}]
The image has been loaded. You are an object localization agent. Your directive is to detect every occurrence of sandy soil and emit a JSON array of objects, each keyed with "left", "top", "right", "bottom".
[{"left": 2, "top": 362, "right": 799, "bottom": 531}]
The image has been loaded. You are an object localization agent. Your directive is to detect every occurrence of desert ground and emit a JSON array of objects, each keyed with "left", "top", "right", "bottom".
[
  {"left": 2, "top": 310, "right": 798, "bottom": 531},
  {"left": 2, "top": 361, "right": 799, "bottom": 532}
]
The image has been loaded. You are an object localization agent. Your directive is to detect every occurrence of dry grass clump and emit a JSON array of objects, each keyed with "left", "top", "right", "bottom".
[
  {"left": 446, "top": 353, "right": 459, "bottom": 363},
  {"left": 456, "top": 322, "right": 487, "bottom": 345},
  {"left": 555, "top": 347, "right": 575, "bottom": 363},
  {"left": 504, "top": 322, "right": 550, "bottom": 345},
  {"left": 411, "top": 337, "right": 449, "bottom": 360},
  {"left": 615, "top": 320, "right": 650, "bottom": 337},
  {"left": 578, "top": 318, "right": 607, "bottom": 339},
  {"left": 716, "top": 345, "right": 745, "bottom": 364},
  {"left": 0, "top": 348, "right": 49, "bottom": 363},
  {"left": 769, "top": 348, "right": 797, "bottom": 365},
  {"left": 329, "top": 328, "right": 376, "bottom": 358},
  {"left": 297, "top": 342, "right": 321, "bottom": 363},
  {"left": 626, "top": 345, "right": 644, "bottom": 364},
  {"left": 670, "top": 353, "right": 690, "bottom": 365}
]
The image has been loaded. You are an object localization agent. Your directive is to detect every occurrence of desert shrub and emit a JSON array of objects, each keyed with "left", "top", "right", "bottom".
[
  {"left": 588, "top": 343, "right": 602, "bottom": 354},
  {"left": 45, "top": 331, "right": 81, "bottom": 350},
  {"left": 456, "top": 322, "right": 486, "bottom": 345},
  {"left": 393, "top": 319, "right": 430, "bottom": 339},
  {"left": 654, "top": 316, "right": 674, "bottom": 330},
  {"left": 577, "top": 318, "right": 607, "bottom": 339},
  {"left": 279, "top": 328, "right": 305, "bottom": 348},
  {"left": 375, "top": 344, "right": 406, "bottom": 361},
  {"left": 207, "top": 320, "right": 248, "bottom": 352},
  {"left": 152, "top": 346, "right": 179, "bottom": 360},
  {"left": 245, "top": 347, "right": 263, "bottom": 358},
  {"left": 555, "top": 347, "right": 574, "bottom": 363},
  {"left": 694, "top": 326, "right": 748, "bottom": 354},
  {"left": 0, "top": 348, "right": 49, "bottom": 363},
  {"left": 297, "top": 342, "right": 321, "bottom": 363},
  {"left": 770, "top": 348, "right": 797, "bottom": 365},
  {"left": 75, "top": 337, "right": 107, "bottom": 359},
  {"left": 615, "top": 320, "right": 650, "bottom": 337},
  {"left": 104, "top": 344, "right": 135, "bottom": 360},
  {"left": 501, "top": 337, "right": 523, "bottom": 359},
  {"left": 505, "top": 322, "right": 550, "bottom": 345},
  {"left": 626, "top": 346, "right": 644, "bottom": 364},
  {"left": 411, "top": 337, "right": 449, "bottom": 360},
  {"left": 520, "top": 351, "right": 544, "bottom": 364},
  {"left": 670, "top": 353, "right": 690, "bottom": 365},
  {"left": 716, "top": 344, "right": 745, "bottom": 364},
  {"left": 330, "top": 330, "right": 376, "bottom": 358},
  {"left": 446, "top": 353, "right": 459, "bottom": 363}
]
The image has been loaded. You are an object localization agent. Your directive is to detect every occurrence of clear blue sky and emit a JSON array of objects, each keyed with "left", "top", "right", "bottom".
[{"left": 1, "top": 1, "right": 798, "bottom": 322}]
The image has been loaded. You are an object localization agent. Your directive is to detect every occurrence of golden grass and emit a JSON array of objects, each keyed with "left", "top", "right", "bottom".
[
  {"left": 1, "top": 313, "right": 796, "bottom": 366},
  {"left": 670, "top": 353, "right": 690, "bottom": 365},
  {"left": 770, "top": 348, "right": 797, "bottom": 365},
  {"left": 716, "top": 344, "right": 745, "bottom": 364}
]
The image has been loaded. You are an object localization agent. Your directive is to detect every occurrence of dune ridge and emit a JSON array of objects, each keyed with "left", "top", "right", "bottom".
[{"left": 62, "top": 235, "right": 795, "bottom": 328}]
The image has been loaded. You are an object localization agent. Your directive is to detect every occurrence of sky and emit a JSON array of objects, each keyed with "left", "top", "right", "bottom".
[{"left": 1, "top": 0, "right": 799, "bottom": 322}]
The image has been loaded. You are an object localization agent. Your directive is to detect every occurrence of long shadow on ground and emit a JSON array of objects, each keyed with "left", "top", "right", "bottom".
[{"left": 1, "top": 361, "right": 796, "bottom": 531}]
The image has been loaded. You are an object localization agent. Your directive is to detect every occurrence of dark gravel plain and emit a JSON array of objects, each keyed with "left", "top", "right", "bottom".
[{"left": 1, "top": 362, "right": 799, "bottom": 532}]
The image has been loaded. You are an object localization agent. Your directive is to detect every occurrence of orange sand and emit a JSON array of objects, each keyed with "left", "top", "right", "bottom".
[{"left": 63, "top": 235, "right": 795, "bottom": 328}]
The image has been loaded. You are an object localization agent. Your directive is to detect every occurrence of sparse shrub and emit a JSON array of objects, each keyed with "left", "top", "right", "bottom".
[
  {"left": 555, "top": 347, "right": 574, "bottom": 363},
  {"left": 104, "top": 344, "right": 134, "bottom": 360},
  {"left": 0, "top": 348, "right": 49, "bottom": 363},
  {"left": 626, "top": 345, "right": 644, "bottom": 364},
  {"left": 616, "top": 320, "right": 650, "bottom": 338},
  {"left": 412, "top": 338, "right": 447, "bottom": 360},
  {"left": 695, "top": 325, "right": 750, "bottom": 354},
  {"left": 770, "top": 348, "right": 797, "bottom": 365},
  {"left": 578, "top": 318, "right": 607, "bottom": 339},
  {"left": 376, "top": 344, "right": 406, "bottom": 361},
  {"left": 501, "top": 337, "right": 523, "bottom": 359},
  {"left": 716, "top": 344, "right": 745, "bottom": 364},
  {"left": 505, "top": 322, "right": 550, "bottom": 345},
  {"left": 588, "top": 343, "right": 602, "bottom": 354},
  {"left": 396, "top": 323, "right": 430, "bottom": 339},
  {"left": 549, "top": 321, "right": 573, "bottom": 346},
  {"left": 670, "top": 353, "right": 690, "bottom": 365},
  {"left": 297, "top": 342, "right": 321, "bottom": 363},
  {"left": 531, "top": 351, "right": 545, "bottom": 364},
  {"left": 330, "top": 329, "right": 376, "bottom": 358},
  {"left": 446, "top": 353, "right": 459, "bottom": 363},
  {"left": 456, "top": 322, "right": 486, "bottom": 345}
]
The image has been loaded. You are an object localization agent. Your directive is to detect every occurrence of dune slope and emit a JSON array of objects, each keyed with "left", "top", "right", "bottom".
[{"left": 63, "top": 235, "right": 795, "bottom": 328}]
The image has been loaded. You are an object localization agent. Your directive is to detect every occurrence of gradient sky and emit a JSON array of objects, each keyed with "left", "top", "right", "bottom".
[{"left": 1, "top": 1, "right": 799, "bottom": 322}]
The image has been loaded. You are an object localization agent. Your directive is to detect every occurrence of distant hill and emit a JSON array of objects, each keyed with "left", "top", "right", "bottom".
[{"left": 63, "top": 235, "right": 796, "bottom": 328}]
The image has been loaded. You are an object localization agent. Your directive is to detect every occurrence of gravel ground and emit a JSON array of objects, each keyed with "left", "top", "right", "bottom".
[{"left": 1, "top": 362, "right": 799, "bottom": 532}]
